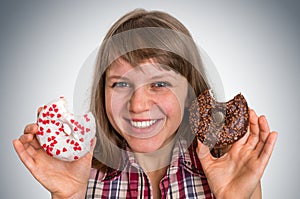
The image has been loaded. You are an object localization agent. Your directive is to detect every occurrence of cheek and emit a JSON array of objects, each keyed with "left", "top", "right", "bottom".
[
  {"left": 158, "top": 94, "right": 184, "bottom": 120},
  {"left": 162, "top": 87, "right": 187, "bottom": 118},
  {"left": 105, "top": 90, "right": 121, "bottom": 123},
  {"left": 105, "top": 90, "right": 129, "bottom": 127}
]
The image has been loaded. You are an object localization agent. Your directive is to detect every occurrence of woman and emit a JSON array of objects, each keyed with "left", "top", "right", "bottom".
[{"left": 13, "top": 9, "right": 277, "bottom": 198}]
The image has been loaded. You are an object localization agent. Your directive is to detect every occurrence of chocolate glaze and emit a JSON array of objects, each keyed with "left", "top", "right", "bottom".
[{"left": 189, "top": 90, "right": 249, "bottom": 157}]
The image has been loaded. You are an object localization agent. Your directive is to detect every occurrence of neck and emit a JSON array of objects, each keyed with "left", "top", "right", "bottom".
[{"left": 134, "top": 138, "right": 176, "bottom": 172}]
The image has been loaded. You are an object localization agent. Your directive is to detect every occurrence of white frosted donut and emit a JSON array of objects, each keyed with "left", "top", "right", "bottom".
[{"left": 36, "top": 97, "right": 96, "bottom": 161}]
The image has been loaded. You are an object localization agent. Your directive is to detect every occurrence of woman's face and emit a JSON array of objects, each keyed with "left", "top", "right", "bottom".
[{"left": 105, "top": 58, "right": 188, "bottom": 153}]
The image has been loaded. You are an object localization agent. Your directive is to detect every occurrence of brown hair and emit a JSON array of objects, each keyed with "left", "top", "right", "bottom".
[{"left": 90, "top": 9, "right": 209, "bottom": 171}]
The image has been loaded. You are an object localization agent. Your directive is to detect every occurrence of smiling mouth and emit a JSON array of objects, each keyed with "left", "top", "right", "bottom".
[{"left": 130, "top": 119, "right": 158, "bottom": 129}]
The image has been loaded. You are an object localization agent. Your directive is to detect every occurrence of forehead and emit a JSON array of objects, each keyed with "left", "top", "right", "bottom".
[{"left": 106, "top": 58, "right": 180, "bottom": 78}]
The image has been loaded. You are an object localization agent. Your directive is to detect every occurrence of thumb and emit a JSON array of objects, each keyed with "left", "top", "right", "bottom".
[
  {"left": 82, "top": 137, "right": 97, "bottom": 161},
  {"left": 89, "top": 137, "right": 97, "bottom": 156},
  {"left": 196, "top": 139, "right": 212, "bottom": 161}
]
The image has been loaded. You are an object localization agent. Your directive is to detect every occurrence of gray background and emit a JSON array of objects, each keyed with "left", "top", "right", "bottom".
[{"left": 1, "top": 1, "right": 299, "bottom": 198}]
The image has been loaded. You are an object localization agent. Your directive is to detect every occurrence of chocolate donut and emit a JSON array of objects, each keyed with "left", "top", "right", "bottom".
[{"left": 189, "top": 90, "right": 249, "bottom": 157}]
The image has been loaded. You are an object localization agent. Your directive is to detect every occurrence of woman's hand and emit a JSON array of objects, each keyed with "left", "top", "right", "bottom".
[
  {"left": 13, "top": 108, "right": 96, "bottom": 199},
  {"left": 196, "top": 109, "right": 278, "bottom": 199}
]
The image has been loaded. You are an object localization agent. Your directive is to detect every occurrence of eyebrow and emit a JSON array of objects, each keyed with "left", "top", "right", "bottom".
[
  {"left": 106, "top": 75, "right": 130, "bottom": 81},
  {"left": 106, "top": 74, "right": 179, "bottom": 82},
  {"left": 150, "top": 74, "right": 178, "bottom": 81}
]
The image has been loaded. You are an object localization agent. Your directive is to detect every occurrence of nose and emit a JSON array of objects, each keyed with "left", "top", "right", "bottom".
[{"left": 129, "top": 86, "right": 153, "bottom": 113}]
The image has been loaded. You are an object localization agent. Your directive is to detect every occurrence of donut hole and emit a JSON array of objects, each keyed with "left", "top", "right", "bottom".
[
  {"left": 211, "top": 110, "right": 225, "bottom": 125},
  {"left": 62, "top": 123, "right": 72, "bottom": 135}
]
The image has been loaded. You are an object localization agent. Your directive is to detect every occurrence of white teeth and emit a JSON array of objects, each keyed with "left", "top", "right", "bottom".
[{"left": 130, "top": 120, "right": 157, "bottom": 128}]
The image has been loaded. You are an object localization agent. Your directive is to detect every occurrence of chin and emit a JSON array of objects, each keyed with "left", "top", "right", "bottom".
[{"left": 127, "top": 139, "right": 163, "bottom": 153}]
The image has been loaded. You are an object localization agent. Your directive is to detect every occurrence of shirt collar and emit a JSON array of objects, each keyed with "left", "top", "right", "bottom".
[
  {"left": 103, "top": 137, "right": 205, "bottom": 181},
  {"left": 168, "top": 137, "right": 205, "bottom": 176}
]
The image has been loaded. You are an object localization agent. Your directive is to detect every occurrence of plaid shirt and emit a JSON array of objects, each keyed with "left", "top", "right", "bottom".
[{"left": 86, "top": 139, "right": 215, "bottom": 199}]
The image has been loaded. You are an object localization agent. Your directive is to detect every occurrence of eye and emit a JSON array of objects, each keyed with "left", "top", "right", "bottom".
[
  {"left": 151, "top": 81, "right": 172, "bottom": 88},
  {"left": 112, "top": 82, "right": 131, "bottom": 88}
]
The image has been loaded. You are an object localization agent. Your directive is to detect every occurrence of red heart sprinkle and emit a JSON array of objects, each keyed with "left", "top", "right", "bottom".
[
  {"left": 74, "top": 127, "right": 78, "bottom": 131},
  {"left": 46, "top": 129, "right": 51, "bottom": 133},
  {"left": 50, "top": 114, "right": 55, "bottom": 118},
  {"left": 52, "top": 104, "right": 57, "bottom": 108},
  {"left": 56, "top": 149, "right": 61, "bottom": 155},
  {"left": 39, "top": 127, "right": 44, "bottom": 131},
  {"left": 70, "top": 119, "right": 75, "bottom": 124},
  {"left": 74, "top": 156, "right": 78, "bottom": 160},
  {"left": 54, "top": 108, "right": 59, "bottom": 113},
  {"left": 57, "top": 114, "right": 62, "bottom": 118},
  {"left": 47, "top": 137, "right": 51, "bottom": 142},
  {"left": 43, "top": 120, "right": 49, "bottom": 125},
  {"left": 37, "top": 131, "right": 44, "bottom": 135},
  {"left": 63, "top": 147, "right": 67, "bottom": 152},
  {"left": 43, "top": 105, "right": 47, "bottom": 109},
  {"left": 86, "top": 128, "right": 90, "bottom": 132},
  {"left": 49, "top": 107, "right": 53, "bottom": 111},
  {"left": 79, "top": 138, "right": 84, "bottom": 142},
  {"left": 46, "top": 150, "right": 53, "bottom": 156},
  {"left": 55, "top": 131, "right": 60, "bottom": 135}
]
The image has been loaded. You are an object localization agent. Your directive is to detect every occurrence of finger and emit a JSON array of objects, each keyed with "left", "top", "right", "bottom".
[
  {"left": 258, "top": 131, "right": 278, "bottom": 168},
  {"left": 246, "top": 109, "right": 260, "bottom": 149},
  {"left": 19, "top": 133, "right": 41, "bottom": 150},
  {"left": 30, "top": 136, "right": 42, "bottom": 150},
  {"left": 196, "top": 140, "right": 213, "bottom": 162},
  {"left": 231, "top": 130, "right": 250, "bottom": 150},
  {"left": 255, "top": 116, "right": 271, "bottom": 153},
  {"left": 19, "top": 134, "right": 34, "bottom": 144},
  {"left": 258, "top": 115, "right": 270, "bottom": 141},
  {"left": 23, "top": 123, "right": 41, "bottom": 149},
  {"left": 24, "top": 123, "right": 39, "bottom": 134},
  {"left": 86, "top": 137, "right": 97, "bottom": 159},
  {"left": 37, "top": 106, "right": 43, "bottom": 118},
  {"left": 25, "top": 144, "right": 39, "bottom": 158},
  {"left": 91, "top": 137, "right": 97, "bottom": 152},
  {"left": 13, "top": 139, "right": 36, "bottom": 171},
  {"left": 249, "top": 109, "right": 260, "bottom": 134}
]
